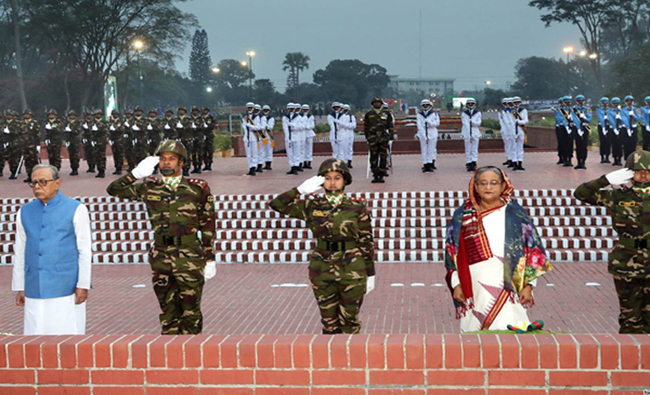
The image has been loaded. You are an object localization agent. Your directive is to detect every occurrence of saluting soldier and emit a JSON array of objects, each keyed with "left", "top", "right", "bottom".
[
  {"left": 108, "top": 109, "right": 125, "bottom": 175},
  {"left": 574, "top": 150, "right": 650, "bottom": 333},
  {"left": 269, "top": 159, "right": 375, "bottom": 334},
  {"left": 21, "top": 110, "right": 41, "bottom": 182},
  {"left": 43, "top": 109, "right": 63, "bottom": 171},
  {"left": 106, "top": 140, "right": 216, "bottom": 334},
  {"left": 64, "top": 110, "right": 83, "bottom": 176},
  {"left": 146, "top": 108, "right": 162, "bottom": 156},
  {"left": 201, "top": 106, "right": 216, "bottom": 171},
  {"left": 82, "top": 110, "right": 96, "bottom": 173},
  {"left": 364, "top": 97, "right": 394, "bottom": 183},
  {"left": 190, "top": 106, "right": 203, "bottom": 174},
  {"left": 91, "top": 109, "right": 108, "bottom": 178}
]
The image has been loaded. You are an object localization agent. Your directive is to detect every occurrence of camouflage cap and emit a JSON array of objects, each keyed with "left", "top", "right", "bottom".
[
  {"left": 111, "top": 109, "right": 120, "bottom": 115},
  {"left": 155, "top": 139, "right": 188, "bottom": 162},
  {"left": 178, "top": 106, "right": 187, "bottom": 112},
  {"left": 191, "top": 106, "right": 200, "bottom": 112},
  {"left": 125, "top": 109, "right": 134, "bottom": 115},
  {"left": 165, "top": 108, "right": 174, "bottom": 114},
  {"left": 134, "top": 106, "right": 143, "bottom": 112},
  {"left": 148, "top": 108, "right": 158, "bottom": 114},
  {"left": 318, "top": 158, "right": 352, "bottom": 186},
  {"left": 6, "top": 109, "right": 17, "bottom": 116},
  {"left": 202, "top": 106, "right": 210, "bottom": 111},
  {"left": 371, "top": 96, "right": 383, "bottom": 104},
  {"left": 68, "top": 110, "right": 77, "bottom": 116},
  {"left": 23, "top": 109, "right": 33, "bottom": 116},
  {"left": 625, "top": 150, "right": 650, "bottom": 170},
  {"left": 94, "top": 108, "right": 104, "bottom": 115},
  {"left": 47, "top": 109, "right": 58, "bottom": 116}
]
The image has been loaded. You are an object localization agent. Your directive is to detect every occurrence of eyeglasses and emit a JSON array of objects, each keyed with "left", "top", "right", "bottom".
[
  {"left": 28, "top": 179, "right": 55, "bottom": 188},
  {"left": 477, "top": 181, "right": 503, "bottom": 188}
]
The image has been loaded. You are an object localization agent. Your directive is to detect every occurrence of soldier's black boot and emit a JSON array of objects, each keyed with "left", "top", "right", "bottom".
[
  {"left": 70, "top": 169, "right": 79, "bottom": 176},
  {"left": 503, "top": 159, "right": 510, "bottom": 166},
  {"left": 466, "top": 163, "right": 471, "bottom": 172},
  {"left": 246, "top": 167, "right": 256, "bottom": 176},
  {"left": 378, "top": 174, "right": 385, "bottom": 183},
  {"left": 422, "top": 163, "right": 428, "bottom": 173},
  {"left": 86, "top": 165, "right": 95, "bottom": 173},
  {"left": 112, "top": 168, "right": 121, "bottom": 175},
  {"left": 95, "top": 170, "right": 105, "bottom": 178},
  {"left": 563, "top": 159, "right": 573, "bottom": 167},
  {"left": 297, "top": 163, "right": 304, "bottom": 172},
  {"left": 371, "top": 174, "right": 380, "bottom": 183},
  {"left": 182, "top": 168, "right": 190, "bottom": 177},
  {"left": 514, "top": 161, "right": 525, "bottom": 171},
  {"left": 203, "top": 164, "right": 212, "bottom": 171},
  {"left": 9, "top": 174, "right": 17, "bottom": 180},
  {"left": 431, "top": 160, "right": 436, "bottom": 170},
  {"left": 256, "top": 164, "right": 263, "bottom": 173},
  {"left": 23, "top": 177, "right": 31, "bottom": 183},
  {"left": 556, "top": 157, "right": 564, "bottom": 165},
  {"left": 574, "top": 160, "right": 586, "bottom": 170},
  {"left": 286, "top": 167, "right": 298, "bottom": 175},
  {"left": 264, "top": 161, "right": 272, "bottom": 170},
  {"left": 507, "top": 160, "right": 515, "bottom": 168},
  {"left": 604, "top": 155, "right": 611, "bottom": 164},
  {"left": 304, "top": 161, "right": 312, "bottom": 169}
]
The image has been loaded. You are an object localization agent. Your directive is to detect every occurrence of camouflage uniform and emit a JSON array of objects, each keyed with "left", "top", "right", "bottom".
[
  {"left": 176, "top": 107, "right": 193, "bottom": 176},
  {"left": 129, "top": 108, "right": 149, "bottom": 168},
  {"left": 269, "top": 159, "right": 375, "bottom": 334},
  {"left": 43, "top": 110, "right": 63, "bottom": 170},
  {"left": 190, "top": 107, "right": 203, "bottom": 173},
  {"left": 108, "top": 111, "right": 125, "bottom": 175},
  {"left": 0, "top": 114, "right": 6, "bottom": 176},
  {"left": 146, "top": 109, "right": 162, "bottom": 156},
  {"left": 574, "top": 150, "right": 650, "bottom": 333},
  {"left": 202, "top": 107, "right": 216, "bottom": 171},
  {"left": 64, "top": 110, "right": 83, "bottom": 175},
  {"left": 161, "top": 109, "right": 177, "bottom": 141},
  {"left": 106, "top": 140, "right": 215, "bottom": 334},
  {"left": 363, "top": 97, "right": 394, "bottom": 183},
  {"left": 122, "top": 110, "right": 135, "bottom": 170},
  {"left": 82, "top": 111, "right": 96, "bottom": 172},
  {"left": 91, "top": 109, "right": 109, "bottom": 177},
  {"left": 20, "top": 110, "right": 41, "bottom": 180},
  {"left": 4, "top": 111, "right": 23, "bottom": 178}
]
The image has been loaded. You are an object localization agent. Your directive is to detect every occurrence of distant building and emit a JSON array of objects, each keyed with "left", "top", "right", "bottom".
[{"left": 389, "top": 76, "right": 455, "bottom": 98}]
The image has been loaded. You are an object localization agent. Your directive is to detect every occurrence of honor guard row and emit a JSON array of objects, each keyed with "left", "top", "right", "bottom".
[
  {"left": 0, "top": 106, "right": 217, "bottom": 182},
  {"left": 498, "top": 96, "right": 529, "bottom": 171},
  {"left": 328, "top": 102, "right": 357, "bottom": 169}
]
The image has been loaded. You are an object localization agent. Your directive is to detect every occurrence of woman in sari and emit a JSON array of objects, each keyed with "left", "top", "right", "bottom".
[{"left": 444, "top": 166, "right": 553, "bottom": 332}]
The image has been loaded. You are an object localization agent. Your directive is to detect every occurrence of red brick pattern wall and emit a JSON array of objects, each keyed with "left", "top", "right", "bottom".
[{"left": 0, "top": 334, "right": 649, "bottom": 394}]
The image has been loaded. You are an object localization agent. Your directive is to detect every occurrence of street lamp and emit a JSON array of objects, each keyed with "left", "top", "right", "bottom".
[
  {"left": 211, "top": 67, "right": 220, "bottom": 74},
  {"left": 133, "top": 39, "right": 145, "bottom": 105},
  {"left": 206, "top": 87, "right": 213, "bottom": 93},
  {"left": 563, "top": 46, "right": 574, "bottom": 63},
  {"left": 485, "top": 80, "right": 492, "bottom": 87},
  {"left": 589, "top": 53, "right": 598, "bottom": 60},
  {"left": 245, "top": 51, "right": 255, "bottom": 101}
]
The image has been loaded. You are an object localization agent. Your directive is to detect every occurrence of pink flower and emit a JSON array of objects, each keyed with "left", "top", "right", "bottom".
[{"left": 527, "top": 247, "right": 546, "bottom": 269}]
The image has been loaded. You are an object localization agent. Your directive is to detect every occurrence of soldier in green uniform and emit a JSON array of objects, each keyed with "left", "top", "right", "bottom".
[
  {"left": 201, "top": 106, "right": 215, "bottom": 171},
  {"left": 106, "top": 140, "right": 216, "bottom": 334},
  {"left": 190, "top": 106, "right": 203, "bottom": 174},
  {"left": 91, "top": 109, "right": 108, "bottom": 178},
  {"left": 43, "top": 109, "right": 63, "bottom": 171},
  {"left": 575, "top": 150, "right": 650, "bottom": 333},
  {"left": 130, "top": 106, "right": 148, "bottom": 167},
  {"left": 0, "top": 112, "right": 6, "bottom": 177},
  {"left": 161, "top": 109, "right": 176, "bottom": 141},
  {"left": 146, "top": 108, "right": 162, "bottom": 156},
  {"left": 175, "top": 107, "right": 193, "bottom": 177},
  {"left": 269, "top": 158, "right": 375, "bottom": 334},
  {"left": 5, "top": 110, "right": 23, "bottom": 179},
  {"left": 21, "top": 109, "right": 41, "bottom": 182},
  {"left": 363, "top": 97, "right": 394, "bottom": 184},
  {"left": 108, "top": 109, "right": 125, "bottom": 175},
  {"left": 64, "top": 110, "right": 83, "bottom": 176},
  {"left": 82, "top": 110, "right": 95, "bottom": 173},
  {"left": 122, "top": 109, "right": 135, "bottom": 171}
]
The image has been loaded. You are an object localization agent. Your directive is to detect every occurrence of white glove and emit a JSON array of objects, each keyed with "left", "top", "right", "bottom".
[
  {"left": 110, "top": 125, "right": 115, "bottom": 131},
  {"left": 131, "top": 156, "right": 159, "bottom": 179},
  {"left": 45, "top": 139, "right": 50, "bottom": 146},
  {"left": 606, "top": 168, "right": 635, "bottom": 186},
  {"left": 176, "top": 121, "right": 183, "bottom": 128},
  {"left": 45, "top": 124, "right": 52, "bottom": 130},
  {"left": 132, "top": 124, "right": 140, "bottom": 131},
  {"left": 204, "top": 261, "right": 217, "bottom": 280},
  {"left": 202, "top": 123, "right": 208, "bottom": 128},
  {"left": 2, "top": 142, "right": 8, "bottom": 149},
  {"left": 36, "top": 146, "right": 41, "bottom": 153},
  {"left": 83, "top": 123, "right": 88, "bottom": 129},
  {"left": 366, "top": 276, "right": 375, "bottom": 294},
  {"left": 2, "top": 127, "right": 9, "bottom": 134},
  {"left": 297, "top": 175, "right": 325, "bottom": 194},
  {"left": 124, "top": 121, "right": 130, "bottom": 127},
  {"left": 82, "top": 138, "right": 87, "bottom": 144},
  {"left": 123, "top": 134, "right": 129, "bottom": 139},
  {"left": 629, "top": 110, "right": 635, "bottom": 116},
  {"left": 92, "top": 125, "right": 98, "bottom": 131},
  {"left": 191, "top": 123, "right": 197, "bottom": 129},
  {"left": 109, "top": 140, "right": 114, "bottom": 146},
  {"left": 65, "top": 126, "right": 71, "bottom": 132},
  {"left": 147, "top": 124, "right": 153, "bottom": 130},
  {"left": 164, "top": 124, "right": 171, "bottom": 130},
  {"left": 65, "top": 141, "right": 70, "bottom": 148}
]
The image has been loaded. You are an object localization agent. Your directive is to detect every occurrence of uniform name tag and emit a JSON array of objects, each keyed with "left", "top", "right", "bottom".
[
  {"left": 618, "top": 201, "right": 636, "bottom": 207},
  {"left": 313, "top": 211, "right": 328, "bottom": 217},
  {"left": 147, "top": 195, "right": 162, "bottom": 201}
]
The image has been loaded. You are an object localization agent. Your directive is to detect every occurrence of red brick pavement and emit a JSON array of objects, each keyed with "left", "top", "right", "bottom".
[
  {"left": 0, "top": 262, "right": 620, "bottom": 335},
  {"left": 0, "top": 151, "right": 612, "bottom": 198}
]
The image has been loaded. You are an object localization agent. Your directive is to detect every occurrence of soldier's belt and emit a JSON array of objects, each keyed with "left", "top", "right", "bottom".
[
  {"left": 316, "top": 240, "right": 357, "bottom": 252},
  {"left": 154, "top": 233, "right": 200, "bottom": 247},
  {"left": 618, "top": 236, "right": 648, "bottom": 249}
]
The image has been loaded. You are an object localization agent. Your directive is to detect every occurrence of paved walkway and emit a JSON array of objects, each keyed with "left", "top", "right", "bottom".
[{"left": 0, "top": 262, "right": 620, "bottom": 335}]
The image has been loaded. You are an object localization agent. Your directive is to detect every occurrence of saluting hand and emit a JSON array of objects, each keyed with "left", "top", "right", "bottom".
[
  {"left": 605, "top": 168, "right": 634, "bottom": 186},
  {"left": 131, "top": 156, "right": 159, "bottom": 179},
  {"left": 297, "top": 175, "right": 325, "bottom": 194}
]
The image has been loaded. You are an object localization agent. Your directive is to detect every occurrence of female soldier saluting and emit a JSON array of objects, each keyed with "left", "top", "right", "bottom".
[{"left": 269, "top": 158, "right": 375, "bottom": 334}]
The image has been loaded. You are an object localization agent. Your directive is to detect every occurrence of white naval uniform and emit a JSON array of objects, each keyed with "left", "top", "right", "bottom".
[
  {"left": 500, "top": 108, "right": 516, "bottom": 162},
  {"left": 512, "top": 107, "right": 528, "bottom": 162},
  {"left": 328, "top": 111, "right": 343, "bottom": 159},
  {"left": 12, "top": 205, "right": 92, "bottom": 335},
  {"left": 242, "top": 112, "right": 262, "bottom": 169},
  {"left": 461, "top": 109, "right": 482, "bottom": 164},
  {"left": 283, "top": 112, "right": 301, "bottom": 168},
  {"left": 338, "top": 112, "right": 357, "bottom": 162},
  {"left": 416, "top": 109, "right": 440, "bottom": 164},
  {"left": 302, "top": 113, "right": 316, "bottom": 163},
  {"left": 261, "top": 114, "right": 275, "bottom": 164}
]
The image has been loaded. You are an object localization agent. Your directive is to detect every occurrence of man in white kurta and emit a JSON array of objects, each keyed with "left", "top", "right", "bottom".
[{"left": 12, "top": 164, "right": 92, "bottom": 335}]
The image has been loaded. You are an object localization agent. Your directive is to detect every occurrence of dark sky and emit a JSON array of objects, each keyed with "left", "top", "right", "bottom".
[{"left": 176, "top": 0, "right": 581, "bottom": 92}]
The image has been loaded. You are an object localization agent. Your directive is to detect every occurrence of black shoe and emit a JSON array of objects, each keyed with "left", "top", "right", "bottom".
[
  {"left": 378, "top": 175, "right": 385, "bottom": 183},
  {"left": 0, "top": 172, "right": 2, "bottom": 177},
  {"left": 86, "top": 167, "right": 95, "bottom": 173},
  {"left": 472, "top": 161, "right": 478, "bottom": 171},
  {"left": 466, "top": 163, "right": 472, "bottom": 172},
  {"left": 431, "top": 161, "right": 436, "bottom": 170},
  {"left": 425, "top": 163, "right": 434, "bottom": 173},
  {"left": 203, "top": 164, "right": 212, "bottom": 171},
  {"left": 304, "top": 161, "right": 312, "bottom": 169},
  {"left": 422, "top": 164, "right": 428, "bottom": 173},
  {"left": 347, "top": 160, "right": 353, "bottom": 169},
  {"left": 286, "top": 167, "right": 298, "bottom": 175},
  {"left": 256, "top": 164, "right": 263, "bottom": 173},
  {"left": 514, "top": 161, "right": 526, "bottom": 171},
  {"left": 603, "top": 156, "right": 611, "bottom": 164},
  {"left": 70, "top": 169, "right": 79, "bottom": 176},
  {"left": 503, "top": 160, "right": 510, "bottom": 166},
  {"left": 574, "top": 160, "right": 586, "bottom": 170},
  {"left": 112, "top": 169, "right": 121, "bottom": 175},
  {"left": 23, "top": 178, "right": 31, "bottom": 183},
  {"left": 507, "top": 161, "right": 515, "bottom": 168},
  {"left": 296, "top": 165, "right": 304, "bottom": 172},
  {"left": 264, "top": 162, "right": 272, "bottom": 170},
  {"left": 563, "top": 160, "right": 573, "bottom": 167},
  {"left": 246, "top": 167, "right": 256, "bottom": 176},
  {"left": 9, "top": 174, "right": 17, "bottom": 180},
  {"left": 182, "top": 169, "right": 190, "bottom": 177},
  {"left": 95, "top": 170, "right": 105, "bottom": 178},
  {"left": 556, "top": 158, "right": 564, "bottom": 165},
  {"left": 371, "top": 175, "right": 381, "bottom": 183}
]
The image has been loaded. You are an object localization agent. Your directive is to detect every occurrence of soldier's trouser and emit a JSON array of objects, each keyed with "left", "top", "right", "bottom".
[
  {"left": 304, "top": 137, "right": 314, "bottom": 162},
  {"left": 91, "top": 141, "right": 106, "bottom": 171},
  {"left": 418, "top": 136, "right": 437, "bottom": 164},
  {"left": 0, "top": 145, "right": 5, "bottom": 175},
  {"left": 598, "top": 126, "right": 611, "bottom": 157},
  {"left": 110, "top": 138, "right": 124, "bottom": 171},
  {"left": 554, "top": 127, "right": 562, "bottom": 159},
  {"left": 192, "top": 136, "right": 202, "bottom": 168},
  {"left": 83, "top": 139, "right": 95, "bottom": 168},
  {"left": 346, "top": 132, "right": 355, "bottom": 162},
  {"left": 244, "top": 139, "right": 259, "bottom": 169},
  {"left": 181, "top": 138, "right": 193, "bottom": 172},
  {"left": 46, "top": 141, "right": 62, "bottom": 170},
  {"left": 308, "top": 252, "right": 367, "bottom": 334},
  {"left": 464, "top": 135, "right": 480, "bottom": 164},
  {"left": 613, "top": 276, "right": 650, "bottom": 334},
  {"left": 66, "top": 138, "right": 81, "bottom": 170},
  {"left": 150, "top": 244, "right": 205, "bottom": 335},
  {"left": 558, "top": 130, "right": 573, "bottom": 160},
  {"left": 22, "top": 145, "right": 39, "bottom": 177},
  {"left": 261, "top": 137, "right": 273, "bottom": 163},
  {"left": 202, "top": 134, "right": 215, "bottom": 166},
  {"left": 368, "top": 138, "right": 390, "bottom": 176},
  {"left": 331, "top": 138, "right": 343, "bottom": 160},
  {"left": 643, "top": 126, "right": 650, "bottom": 151},
  {"left": 622, "top": 131, "right": 637, "bottom": 160},
  {"left": 610, "top": 132, "right": 623, "bottom": 160},
  {"left": 573, "top": 131, "right": 589, "bottom": 162},
  {"left": 8, "top": 143, "right": 21, "bottom": 175}
]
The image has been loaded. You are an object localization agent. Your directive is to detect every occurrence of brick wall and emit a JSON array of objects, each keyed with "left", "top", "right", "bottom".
[{"left": 0, "top": 334, "right": 649, "bottom": 394}]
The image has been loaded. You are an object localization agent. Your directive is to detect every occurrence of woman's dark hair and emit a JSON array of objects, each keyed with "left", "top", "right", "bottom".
[{"left": 474, "top": 166, "right": 504, "bottom": 183}]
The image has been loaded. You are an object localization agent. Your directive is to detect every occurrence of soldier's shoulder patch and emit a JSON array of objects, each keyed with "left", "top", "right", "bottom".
[
  {"left": 350, "top": 197, "right": 366, "bottom": 203},
  {"left": 207, "top": 195, "right": 215, "bottom": 202},
  {"left": 188, "top": 178, "right": 208, "bottom": 189},
  {"left": 145, "top": 176, "right": 162, "bottom": 184}
]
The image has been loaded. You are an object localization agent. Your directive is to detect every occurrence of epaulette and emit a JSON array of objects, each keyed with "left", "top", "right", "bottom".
[
  {"left": 145, "top": 176, "right": 162, "bottom": 184},
  {"left": 188, "top": 178, "right": 208, "bottom": 189},
  {"left": 350, "top": 197, "right": 366, "bottom": 204}
]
